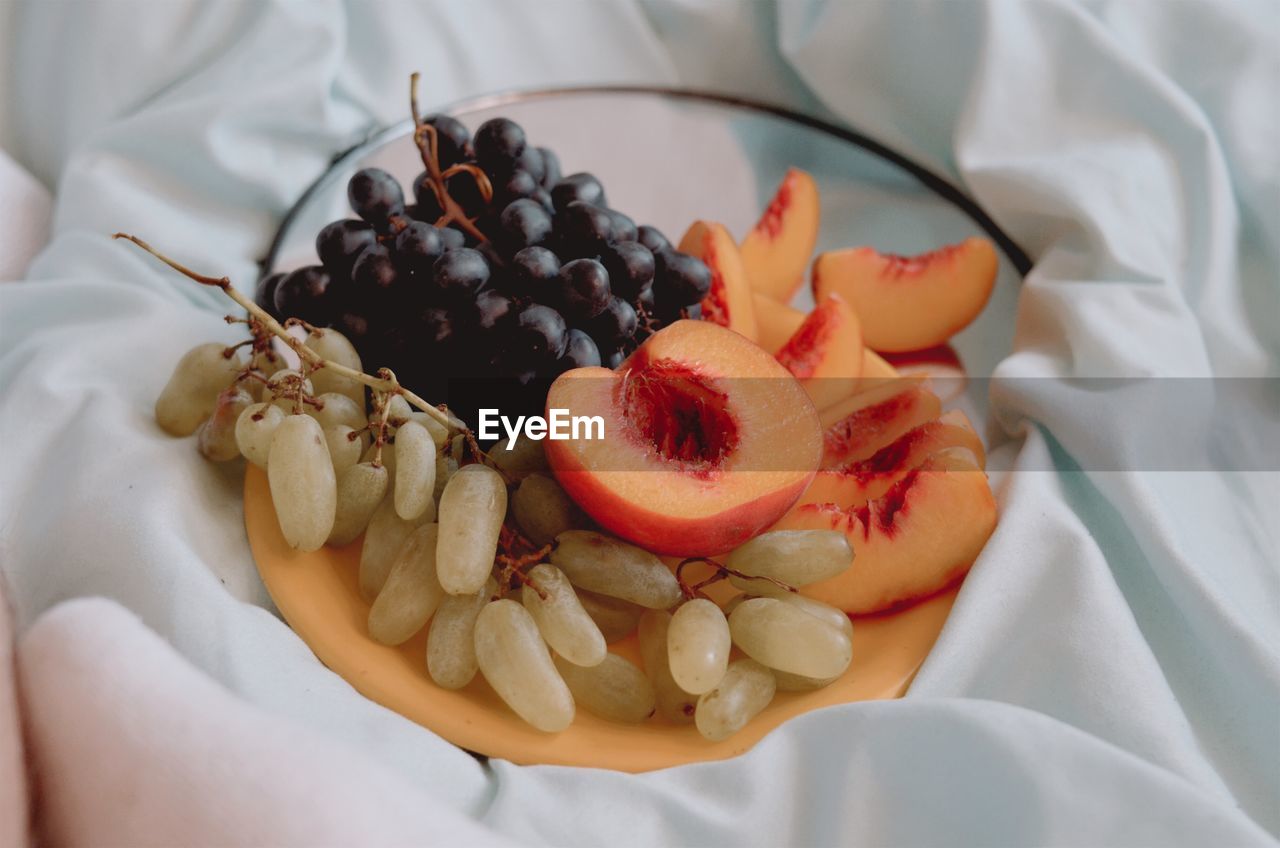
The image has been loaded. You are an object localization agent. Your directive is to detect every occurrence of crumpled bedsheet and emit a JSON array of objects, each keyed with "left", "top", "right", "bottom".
[{"left": 0, "top": 1, "right": 1276, "bottom": 845}]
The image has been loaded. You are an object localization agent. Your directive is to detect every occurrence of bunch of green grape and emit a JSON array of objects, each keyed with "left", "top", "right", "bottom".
[{"left": 158, "top": 329, "right": 856, "bottom": 742}]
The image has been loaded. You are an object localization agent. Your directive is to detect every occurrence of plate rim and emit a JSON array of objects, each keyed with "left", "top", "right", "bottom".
[{"left": 258, "top": 84, "right": 1033, "bottom": 279}]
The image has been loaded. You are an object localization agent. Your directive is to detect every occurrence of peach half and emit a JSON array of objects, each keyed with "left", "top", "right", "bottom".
[
  {"left": 774, "top": 294, "right": 864, "bottom": 411},
  {"left": 545, "top": 320, "right": 822, "bottom": 556},
  {"left": 752, "top": 292, "right": 805, "bottom": 355},
  {"left": 776, "top": 451, "right": 997, "bottom": 614},
  {"left": 812, "top": 236, "right": 998, "bottom": 352},
  {"left": 740, "top": 168, "right": 820, "bottom": 303},
  {"left": 679, "top": 221, "right": 757, "bottom": 340},
  {"left": 819, "top": 377, "right": 942, "bottom": 469},
  {"left": 799, "top": 410, "right": 985, "bottom": 508}
]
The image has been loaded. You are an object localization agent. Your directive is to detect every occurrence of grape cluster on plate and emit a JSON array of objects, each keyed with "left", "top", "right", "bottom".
[{"left": 256, "top": 114, "right": 713, "bottom": 424}]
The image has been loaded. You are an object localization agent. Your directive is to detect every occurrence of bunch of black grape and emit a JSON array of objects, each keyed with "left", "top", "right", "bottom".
[{"left": 257, "top": 114, "right": 712, "bottom": 424}]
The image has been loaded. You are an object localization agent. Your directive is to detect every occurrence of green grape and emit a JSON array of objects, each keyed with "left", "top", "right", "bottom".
[
  {"left": 637, "top": 610, "right": 696, "bottom": 723},
  {"left": 436, "top": 464, "right": 507, "bottom": 595},
  {"left": 433, "top": 455, "right": 457, "bottom": 502},
  {"left": 405, "top": 411, "right": 448, "bottom": 448},
  {"left": 576, "top": 589, "right": 644, "bottom": 644},
  {"left": 725, "top": 530, "right": 852, "bottom": 597},
  {"left": 324, "top": 424, "right": 363, "bottom": 475},
  {"left": 360, "top": 441, "right": 396, "bottom": 486},
  {"left": 328, "top": 462, "right": 389, "bottom": 546},
  {"left": 358, "top": 495, "right": 431, "bottom": 602},
  {"left": 522, "top": 564, "right": 607, "bottom": 667},
  {"left": 512, "top": 474, "right": 584, "bottom": 547},
  {"left": 488, "top": 433, "right": 548, "bottom": 481},
  {"left": 309, "top": 392, "right": 367, "bottom": 433},
  {"left": 667, "top": 598, "right": 730, "bottom": 695},
  {"left": 267, "top": 369, "right": 314, "bottom": 413},
  {"left": 694, "top": 658, "right": 776, "bottom": 742},
  {"left": 304, "top": 329, "right": 365, "bottom": 405},
  {"left": 155, "top": 342, "right": 246, "bottom": 436},
  {"left": 235, "top": 402, "right": 285, "bottom": 468},
  {"left": 474, "top": 599, "right": 574, "bottom": 732},
  {"left": 772, "top": 669, "right": 839, "bottom": 692},
  {"left": 368, "top": 523, "right": 445, "bottom": 645},
  {"left": 267, "top": 414, "right": 336, "bottom": 551},
  {"left": 427, "top": 578, "right": 495, "bottom": 689},
  {"left": 550, "top": 531, "right": 683, "bottom": 609},
  {"left": 197, "top": 385, "right": 252, "bottom": 462},
  {"left": 554, "top": 653, "right": 656, "bottom": 723},
  {"left": 775, "top": 593, "right": 853, "bottom": 642},
  {"left": 728, "top": 598, "right": 852, "bottom": 679},
  {"left": 393, "top": 421, "right": 437, "bottom": 522}
]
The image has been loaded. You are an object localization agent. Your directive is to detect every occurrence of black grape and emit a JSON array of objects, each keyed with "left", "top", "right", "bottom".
[
  {"left": 393, "top": 220, "right": 444, "bottom": 277},
  {"left": 274, "top": 265, "right": 336, "bottom": 326},
  {"left": 558, "top": 258, "right": 612, "bottom": 320},
  {"left": 552, "top": 329, "right": 602, "bottom": 373},
  {"left": 600, "top": 241, "right": 655, "bottom": 300},
  {"left": 514, "top": 304, "right": 568, "bottom": 361},
  {"left": 656, "top": 249, "right": 712, "bottom": 306},
  {"left": 255, "top": 272, "right": 284, "bottom": 318},
  {"left": 473, "top": 118, "right": 527, "bottom": 172},
  {"left": 559, "top": 201, "right": 614, "bottom": 254},
  {"left": 423, "top": 115, "right": 472, "bottom": 168},
  {"left": 316, "top": 219, "right": 378, "bottom": 278},
  {"left": 347, "top": 168, "right": 405, "bottom": 229},
  {"left": 637, "top": 225, "right": 670, "bottom": 254},
  {"left": 605, "top": 208, "right": 637, "bottom": 244},
  {"left": 587, "top": 296, "right": 639, "bottom": 351},
  {"left": 433, "top": 248, "right": 491, "bottom": 301},
  {"left": 551, "top": 173, "right": 606, "bottom": 210},
  {"left": 511, "top": 246, "right": 561, "bottom": 299},
  {"left": 498, "top": 199, "right": 554, "bottom": 253},
  {"left": 538, "top": 147, "right": 561, "bottom": 189}
]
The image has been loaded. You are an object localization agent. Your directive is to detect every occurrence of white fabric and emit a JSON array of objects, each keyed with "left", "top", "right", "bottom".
[{"left": 0, "top": 1, "right": 1277, "bottom": 845}]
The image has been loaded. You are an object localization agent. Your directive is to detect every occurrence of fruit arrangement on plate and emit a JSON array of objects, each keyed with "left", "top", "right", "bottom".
[{"left": 122, "top": 78, "right": 1001, "bottom": 753}]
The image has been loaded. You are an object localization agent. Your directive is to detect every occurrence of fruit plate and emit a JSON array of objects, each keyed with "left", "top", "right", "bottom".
[
  {"left": 247, "top": 465, "right": 958, "bottom": 770},
  {"left": 251, "top": 86, "right": 1027, "bottom": 772}
]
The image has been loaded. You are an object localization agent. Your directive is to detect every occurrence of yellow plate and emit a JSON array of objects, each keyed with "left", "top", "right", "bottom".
[{"left": 246, "top": 465, "right": 957, "bottom": 772}]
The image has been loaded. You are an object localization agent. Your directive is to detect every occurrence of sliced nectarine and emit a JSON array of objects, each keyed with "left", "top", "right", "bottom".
[
  {"left": 678, "top": 221, "right": 757, "bottom": 340},
  {"left": 777, "top": 452, "right": 997, "bottom": 614},
  {"left": 818, "top": 377, "right": 942, "bottom": 468},
  {"left": 860, "top": 349, "right": 899, "bottom": 384},
  {"left": 799, "top": 410, "right": 985, "bottom": 508},
  {"left": 545, "top": 320, "right": 822, "bottom": 556},
  {"left": 775, "top": 294, "right": 864, "bottom": 411},
  {"left": 813, "top": 237, "right": 998, "bottom": 352},
  {"left": 885, "top": 345, "right": 967, "bottom": 403},
  {"left": 752, "top": 293, "right": 805, "bottom": 355},
  {"left": 740, "top": 168, "right": 820, "bottom": 303}
]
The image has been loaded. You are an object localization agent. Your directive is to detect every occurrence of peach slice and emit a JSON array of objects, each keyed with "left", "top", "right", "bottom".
[
  {"left": 752, "top": 293, "right": 805, "bottom": 355},
  {"left": 818, "top": 377, "right": 942, "bottom": 469},
  {"left": 740, "top": 168, "right": 820, "bottom": 303},
  {"left": 545, "top": 320, "right": 822, "bottom": 556},
  {"left": 775, "top": 294, "right": 864, "bottom": 411},
  {"left": 799, "top": 410, "right": 985, "bottom": 508},
  {"left": 860, "top": 349, "right": 899, "bottom": 384},
  {"left": 678, "top": 221, "right": 757, "bottom": 340},
  {"left": 776, "top": 452, "right": 997, "bottom": 614},
  {"left": 812, "top": 237, "right": 998, "bottom": 352},
  {"left": 885, "top": 345, "right": 967, "bottom": 403}
]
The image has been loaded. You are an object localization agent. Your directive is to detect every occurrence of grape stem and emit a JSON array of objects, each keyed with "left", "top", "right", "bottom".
[
  {"left": 408, "top": 72, "right": 491, "bottom": 243},
  {"left": 112, "top": 233, "right": 466, "bottom": 432},
  {"left": 675, "top": 557, "right": 797, "bottom": 601}
]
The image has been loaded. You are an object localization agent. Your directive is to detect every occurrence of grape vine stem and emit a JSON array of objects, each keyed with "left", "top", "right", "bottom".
[{"left": 112, "top": 233, "right": 466, "bottom": 432}]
